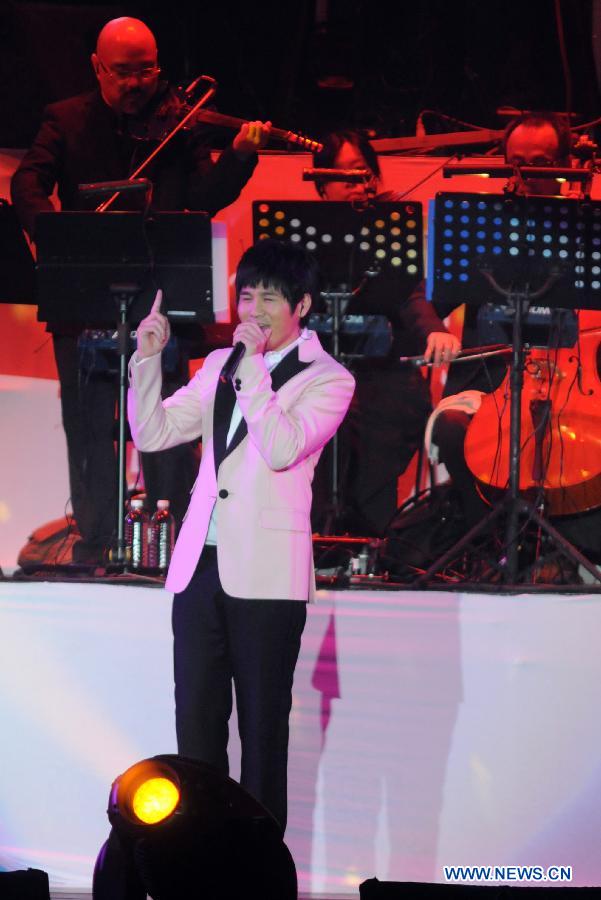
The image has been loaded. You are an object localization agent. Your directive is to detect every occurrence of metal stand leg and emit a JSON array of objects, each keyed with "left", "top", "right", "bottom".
[
  {"left": 319, "top": 291, "right": 352, "bottom": 536},
  {"left": 109, "top": 284, "right": 140, "bottom": 570}
]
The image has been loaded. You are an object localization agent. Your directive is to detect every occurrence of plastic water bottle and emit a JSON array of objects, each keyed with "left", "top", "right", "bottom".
[
  {"left": 124, "top": 497, "right": 148, "bottom": 568},
  {"left": 148, "top": 499, "right": 175, "bottom": 572}
]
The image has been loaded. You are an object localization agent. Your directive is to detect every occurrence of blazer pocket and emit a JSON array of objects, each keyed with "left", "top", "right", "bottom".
[{"left": 259, "top": 508, "right": 309, "bottom": 532}]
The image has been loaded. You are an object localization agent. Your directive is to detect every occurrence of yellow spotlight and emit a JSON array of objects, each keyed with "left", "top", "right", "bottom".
[
  {"left": 132, "top": 777, "right": 180, "bottom": 825},
  {"left": 109, "top": 758, "right": 181, "bottom": 828}
]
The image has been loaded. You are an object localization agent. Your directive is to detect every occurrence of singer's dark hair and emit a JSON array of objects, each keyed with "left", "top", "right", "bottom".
[
  {"left": 312, "top": 129, "right": 381, "bottom": 197},
  {"left": 235, "top": 239, "right": 319, "bottom": 325},
  {"left": 502, "top": 111, "right": 572, "bottom": 165}
]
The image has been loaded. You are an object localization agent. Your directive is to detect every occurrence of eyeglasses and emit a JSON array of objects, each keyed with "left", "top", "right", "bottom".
[
  {"left": 97, "top": 58, "right": 160, "bottom": 83},
  {"left": 508, "top": 156, "right": 559, "bottom": 167}
]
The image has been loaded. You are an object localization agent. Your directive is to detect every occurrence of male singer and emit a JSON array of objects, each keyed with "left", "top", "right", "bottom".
[{"left": 128, "top": 239, "right": 355, "bottom": 831}]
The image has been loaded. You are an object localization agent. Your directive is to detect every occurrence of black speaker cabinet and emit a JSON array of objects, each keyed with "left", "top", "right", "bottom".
[
  {"left": 360, "top": 880, "right": 601, "bottom": 900},
  {"left": 0, "top": 868, "right": 50, "bottom": 900}
]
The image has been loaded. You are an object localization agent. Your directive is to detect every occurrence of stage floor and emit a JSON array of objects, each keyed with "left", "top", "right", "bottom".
[{"left": 2, "top": 578, "right": 601, "bottom": 895}]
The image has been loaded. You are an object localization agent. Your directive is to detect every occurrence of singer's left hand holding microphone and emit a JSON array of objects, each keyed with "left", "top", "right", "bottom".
[{"left": 137, "top": 289, "right": 170, "bottom": 359}]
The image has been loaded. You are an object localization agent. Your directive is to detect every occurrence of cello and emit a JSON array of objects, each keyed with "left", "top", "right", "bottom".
[{"left": 463, "top": 313, "right": 601, "bottom": 516}]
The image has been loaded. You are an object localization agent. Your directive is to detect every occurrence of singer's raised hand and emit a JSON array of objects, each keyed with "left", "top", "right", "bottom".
[{"left": 136, "top": 290, "right": 170, "bottom": 359}]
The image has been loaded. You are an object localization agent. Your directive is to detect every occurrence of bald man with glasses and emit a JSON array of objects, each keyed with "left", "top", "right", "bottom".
[{"left": 12, "top": 16, "right": 270, "bottom": 565}]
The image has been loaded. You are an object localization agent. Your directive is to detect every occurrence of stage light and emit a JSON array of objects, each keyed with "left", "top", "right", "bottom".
[
  {"left": 132, "top": 777, "right": 179, "bottom": 824},
  {"left": 93, "top": 754, "right": 297, "bottom": 900},
  {"left": 108, "top": 757, "right": 181, "bottom": 827}
]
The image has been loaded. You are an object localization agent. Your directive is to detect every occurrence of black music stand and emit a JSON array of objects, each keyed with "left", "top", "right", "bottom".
[
  {"left": 35, "top": 211, "right": 214, "bottom": 325},
  {"left": 253, "top": 199, "right": 423, "bottom": 535},
  {"left": 253, "top": 199, "right": 423, "bottom": 291},
  {"left": 418, "top": 191, "right": 601, "bottom": 588},
  {"left": 35, "top": 211, "right": 213, "bottom": 567}
]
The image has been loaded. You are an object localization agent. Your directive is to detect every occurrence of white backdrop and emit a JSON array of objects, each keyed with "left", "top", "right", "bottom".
[{"left": 1, "top": 581, "right": 600, "bottom": 894}]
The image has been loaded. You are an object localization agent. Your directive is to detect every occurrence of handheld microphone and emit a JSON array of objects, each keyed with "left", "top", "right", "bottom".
[{"left": 219, "top": 342, "right": 246, "bottom": 383}]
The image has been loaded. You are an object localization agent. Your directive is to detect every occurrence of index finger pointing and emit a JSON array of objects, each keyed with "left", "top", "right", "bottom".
[{"left": 151, "top": 289, "right": 163, "bottom": 315}]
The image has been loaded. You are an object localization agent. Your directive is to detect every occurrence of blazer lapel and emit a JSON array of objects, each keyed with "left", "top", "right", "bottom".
[
  {"left": 212, "top": 375, "right": 237, "bottom": 475},
  {"left": 222, "top": 347, "right": 314, "bottom": 462},
  {"left": 270, "top": 346, "right": 313, "bottom": 392}
]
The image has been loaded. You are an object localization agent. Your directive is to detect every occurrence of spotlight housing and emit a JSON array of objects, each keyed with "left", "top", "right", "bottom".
[
  {"left": 109, "top": 758, "right": 181, "bottom": 827},
  {"left": 94, "top": 754, "right": 297, "bottom": 900}
]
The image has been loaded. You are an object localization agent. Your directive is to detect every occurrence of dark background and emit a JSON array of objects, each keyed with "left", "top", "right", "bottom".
[{"left": 1, "top": 0, "right": 600, "bottom": 148}]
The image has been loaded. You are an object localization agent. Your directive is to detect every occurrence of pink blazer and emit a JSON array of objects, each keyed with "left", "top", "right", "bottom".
[{"left": 128, "top": 331, "right": 355, "bottom": 599}]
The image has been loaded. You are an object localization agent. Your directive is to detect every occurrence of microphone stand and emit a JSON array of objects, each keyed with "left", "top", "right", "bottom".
[
  {"left": 320, "top": 265, "right": 385, "bottom": 535},
  {"left": 113, "top": 283, "right": 141, "bottom": 566},
  {"left": 320, "top": 289, "right": 352, "bottom": 533}
]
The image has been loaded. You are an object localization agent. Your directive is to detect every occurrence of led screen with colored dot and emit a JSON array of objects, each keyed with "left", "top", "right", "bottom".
[
  {"left": 252, "top": 200, "right": 423, "bottom": 290},
  {"left": 432, "top": 192, "right": 601, "bottom": 310}
]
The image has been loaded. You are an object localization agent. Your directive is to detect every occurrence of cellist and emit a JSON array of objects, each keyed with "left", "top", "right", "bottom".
[{"left": 426, "top": 111, "right": 601, "bottom": 576}]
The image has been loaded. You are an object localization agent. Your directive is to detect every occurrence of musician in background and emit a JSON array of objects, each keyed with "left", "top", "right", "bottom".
[
  {"left": 428, "top": 111, "right": 601, "bottom": 573},
  {"left": 311, "top": 130, "right": 459, "bottom": 535},
  {"left": 11, "top": 15, "right": 270, "bottom": 564}
]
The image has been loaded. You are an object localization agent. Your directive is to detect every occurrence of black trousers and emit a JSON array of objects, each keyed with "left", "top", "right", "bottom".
[
  {"left": 53, "top": 333, "right": 198, "bottom": 547},
  {"left": 172, "top": 546, "right": 307, "bottom": 833}
]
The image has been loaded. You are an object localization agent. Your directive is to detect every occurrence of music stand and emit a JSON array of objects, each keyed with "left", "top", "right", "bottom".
[
  {"left": 35, "top": 211, "right": 214, "bottom": 325},
  {"left": 418, "top": 191, "right": 601, "bottom": 587},
  {"left": 253, "top": 199, "right": 423, "bottom": 535},
  {"left": 35, "top": 210, "right": 213, "bottom": 567},
  {"left": 253, "top": 200, "right": 423, "bottom": 291}
]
